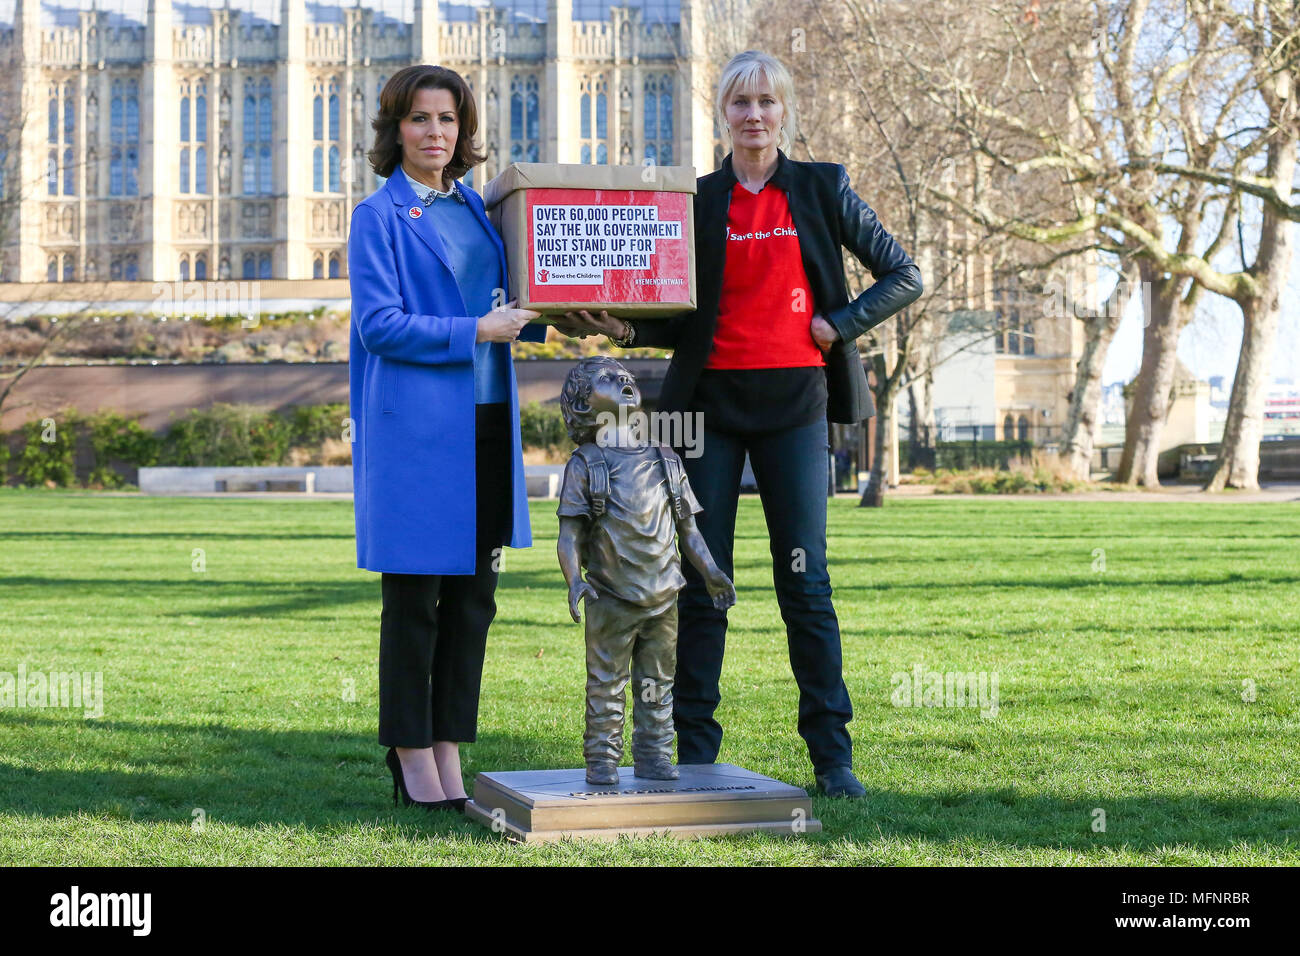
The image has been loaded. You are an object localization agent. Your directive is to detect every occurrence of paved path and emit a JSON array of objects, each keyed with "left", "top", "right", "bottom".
[{"left": 886, "top": 482, "right": 1300, "bottom": 503}]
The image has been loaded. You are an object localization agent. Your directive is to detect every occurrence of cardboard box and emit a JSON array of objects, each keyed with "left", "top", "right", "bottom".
[{"left": 483, "top": 163, "right": 697, "bottom": 321}]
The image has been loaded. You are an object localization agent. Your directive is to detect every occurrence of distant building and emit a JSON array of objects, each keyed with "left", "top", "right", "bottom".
[
  {"left": 1265, "top": 380, "right": 1300, "bottom": 436},
  {"left": 0, "top": 0, "right": 718, "bottom": 283},
  {"left": 1159, "top": 359, "right": 1212, "bottom": 448}
]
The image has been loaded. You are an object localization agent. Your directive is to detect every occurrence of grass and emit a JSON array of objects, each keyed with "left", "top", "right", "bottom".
[{"left": 0, "top": 488, "right": 1297, "bottom": 865}]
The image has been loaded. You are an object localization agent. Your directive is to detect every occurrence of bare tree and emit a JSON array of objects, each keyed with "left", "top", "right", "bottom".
[
  {"left": 1198, "top": 0, "right": 1299, "bottom": 490},
  {"left": 906, "top": 0, "right": 1269, "bottom": 487},
  {"left": 0, "top": 67, "right": 101, "bottom": 425},
  {"left": 753, "top": 0, "right": 1032, "bottom": 505}
]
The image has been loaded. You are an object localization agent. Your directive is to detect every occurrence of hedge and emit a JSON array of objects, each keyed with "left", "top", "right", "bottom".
[{"left": 0, "top": 400, "right": 569, "bottom": 488}]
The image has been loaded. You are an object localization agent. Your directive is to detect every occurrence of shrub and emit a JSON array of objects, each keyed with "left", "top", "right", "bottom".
[
  {"left": 0, "top": 429, "right": 10, "bottom": 484},
  {"left": 930, "top": 451, "right": 1092, "bottom": 495},
  {"left": 286, "top": 403, "right": 350, "bottom": 448},
  {"left": 936, "top": 439, "right": 1033, "bottom": 470},
  {"left": 159, "top": 403, "right": 292, "bottom": 467},
  {"left": 16, "top": 411, "right": 78, "bottom": 487},
  {"left": 520, "top": 400, "right": 568, "bottom": 450},
  {"left": 85, "top": 410, "right": 161, "bottom": 488}
]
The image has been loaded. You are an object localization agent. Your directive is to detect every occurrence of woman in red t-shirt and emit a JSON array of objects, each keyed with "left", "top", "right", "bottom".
[{"left": 558, "top": 51, "right": 923, "bottom": 798}]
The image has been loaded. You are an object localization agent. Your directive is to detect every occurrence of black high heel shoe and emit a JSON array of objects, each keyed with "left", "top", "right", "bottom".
[{"left": 386, "top": 747, "right": 455, "bottom": 811}]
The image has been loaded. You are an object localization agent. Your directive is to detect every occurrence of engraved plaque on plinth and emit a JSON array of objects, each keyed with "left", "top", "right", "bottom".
[{"left": 464, "top": 763, "right": 821, "bottom": 843}]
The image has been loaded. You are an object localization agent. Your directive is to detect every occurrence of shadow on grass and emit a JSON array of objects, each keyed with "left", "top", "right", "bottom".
[{"left": 1, "top": 712, "right": 1297, "bottom": 853}]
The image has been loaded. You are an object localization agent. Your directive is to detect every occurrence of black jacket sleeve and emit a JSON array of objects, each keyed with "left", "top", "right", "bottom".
[{"left": 825, "top": 165, "right": 923, "bottom": 343}]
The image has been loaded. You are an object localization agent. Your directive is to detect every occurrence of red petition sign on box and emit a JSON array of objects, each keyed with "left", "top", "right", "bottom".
[
  {"left": 526, "top": 188, "right": 692, "bottom": 307},
  {"left": 484, "top": 163, "right": 698, "bottom": 318}
]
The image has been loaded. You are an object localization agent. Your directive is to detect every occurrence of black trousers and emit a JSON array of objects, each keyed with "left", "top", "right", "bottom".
[
  {"left": 673, "top": 417, "right": 854, "bottom": 775},
  {"left": 378, "top": 402, "right": 512, "bottom": 747}
]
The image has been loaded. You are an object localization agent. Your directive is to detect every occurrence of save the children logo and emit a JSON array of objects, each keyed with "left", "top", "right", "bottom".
[{"left": 537, "top": 268, "right": 549, "bottom": 283}]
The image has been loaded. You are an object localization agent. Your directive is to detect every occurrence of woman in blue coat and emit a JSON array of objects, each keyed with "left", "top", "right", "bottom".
[{"left": 348, "top": 65, "right": 544, "bottom": 810}]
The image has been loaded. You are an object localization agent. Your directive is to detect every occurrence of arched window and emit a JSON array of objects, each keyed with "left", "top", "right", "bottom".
[
  {"left": 581, "top": 144, "right": 591, "bottom": 164},
  {"left": 195, "top": 84, "right": 207, "bottom": 142},
  {"left": 1003, "top": 414, "right": 1015, "bottom": 441},
  {"left": 328, "top": 253, "right": 340, "bottom": 278},
  {"left": 47, "top": 256, "right": 58, "bottom": 281},
  {"left": 179, "top": 147, "right": 190, "bottom": 193},
  {"left": 243, "top": 77, "right": 274, "bottom": 195},
  {"left": 258, "top": 78, "right": 272, "bottom": 142},
  {"left": 195, "top": 146, "right": 207, "bottom": 194},
  {"left": 195, "top": 254, "right": 207, "bottom": 280},
  {"left": 242, "top": 145, "right": 256, "bottom": 194},
  {"left": 580, "top": 93, "right": 591, "bottom": 139},
  {"left": 328, "top": 146, "right": 340, "bottom": 192},
  {"left": 313, "top": 255, "right": 323, "bottom": 279},
  {"left": 313, "top": 147, "right": 323, "bottom": 192},
  {"left": 510, "top": 75, "right": 540, "bottom": 165},
  {"left": 328, "top": 91, "right": 339, "bottom": 141},
  {"left": 62, "top": 148, "right": 74, "bottom": 195},
  {"left": 1017, "top": 415, "right": 1029, "bottom": 442},
  {"left": 180, "top": 97, "right": 190, "bottom": 142},
  {"left": 110, "top": 78, "right": 140, "bottom": 196},
  {"left": 110, "top": 83, "right": 123, "bottom": 194},
  {"left": 259, "top": 146, "right": 272, "bottom": 194},
  {"left": 242, "top": 253, "right": 256, "bottom": 279},
  {"left": 47, "top": 150, "right": 58, "bottom": 194},
  {"left": 63, "top": 255, "right": 74, "bottom": 282},
  {"left": 313, "top": 96, "right": 323, "bottom": 141},
  {"left": 179, "top": 256, "right": 189, "bottom": 280},
  {"left": 258, "top": 252, "right": 271, "bottom": 279},
  {"left": 49, "top": 96, "right": 58, "bottom": 143},
  {"left": 645, "top": 74, "right": 674, "bottom": 167}
]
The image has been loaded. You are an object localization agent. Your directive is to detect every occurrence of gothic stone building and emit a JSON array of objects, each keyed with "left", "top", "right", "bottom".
[{"left": 0, "top": 0, "right": 717, "bottom": 283}]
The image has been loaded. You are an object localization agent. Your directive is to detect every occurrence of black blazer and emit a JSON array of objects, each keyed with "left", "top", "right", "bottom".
[{"left": 630, "top": 150, "right": 923, "bottom": 423}]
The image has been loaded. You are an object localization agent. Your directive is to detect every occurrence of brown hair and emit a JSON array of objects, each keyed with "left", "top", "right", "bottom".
[{"left": 367, "top": 65, "right": 486, "bottom": 184}]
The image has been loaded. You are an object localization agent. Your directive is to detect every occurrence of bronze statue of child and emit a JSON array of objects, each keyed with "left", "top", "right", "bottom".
[{"left": 557, "top": 356, "right": 736, "bottom": 786}]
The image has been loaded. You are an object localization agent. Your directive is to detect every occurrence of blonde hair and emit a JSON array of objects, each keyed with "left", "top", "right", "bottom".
[{"left": 715, "top": 50, "right": 797, "bottom": 154}]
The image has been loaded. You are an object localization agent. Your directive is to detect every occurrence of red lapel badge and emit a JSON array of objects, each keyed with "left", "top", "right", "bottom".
[{"left": 408, "top": 206, "right": 422, "bottom": 219}]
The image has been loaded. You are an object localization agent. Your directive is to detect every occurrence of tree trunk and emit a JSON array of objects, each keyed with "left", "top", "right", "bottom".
[
  {"left": 905, "top": 371, "right": 933, "bottom": 467},
  {"left": 1059, "top": 314, "right": 1119, "bottom": 480},
  {"left": 1115, "top": 266, "right": 1189, "bottom": 487},
  {"left": 1205, "top": 121, "right": 1295, "bottom": 492},
  {"left": 860, "top": 358, "right": 897, "bottom": 508},
  {"left": 1205, "top": 301, "right": 1279, "bottom": 490},
  {"left": 1059, "top": 260, "right": 1139, "bottom": 480}
]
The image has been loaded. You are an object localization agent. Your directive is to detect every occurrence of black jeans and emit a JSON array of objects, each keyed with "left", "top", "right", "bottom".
[
  {"left": 377, "top": 402, "right": 511, "bottom": 747},
  {"left": 673, "top": 417, "right": 854, "bottom": 775}
]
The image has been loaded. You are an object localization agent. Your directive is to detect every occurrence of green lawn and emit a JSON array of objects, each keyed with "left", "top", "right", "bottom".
[{"left": 1, "top": 489, "right": 1297, "bottom": 865}]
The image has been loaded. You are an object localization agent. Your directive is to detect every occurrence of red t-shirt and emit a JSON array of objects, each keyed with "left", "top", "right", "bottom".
[{"left": 706, "top": 180, "right": 825, "bottom": 370}]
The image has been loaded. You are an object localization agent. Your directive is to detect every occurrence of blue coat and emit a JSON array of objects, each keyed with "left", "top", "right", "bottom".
[{"left": 347, "top": 171, "right": 546, "bottom": 574}]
